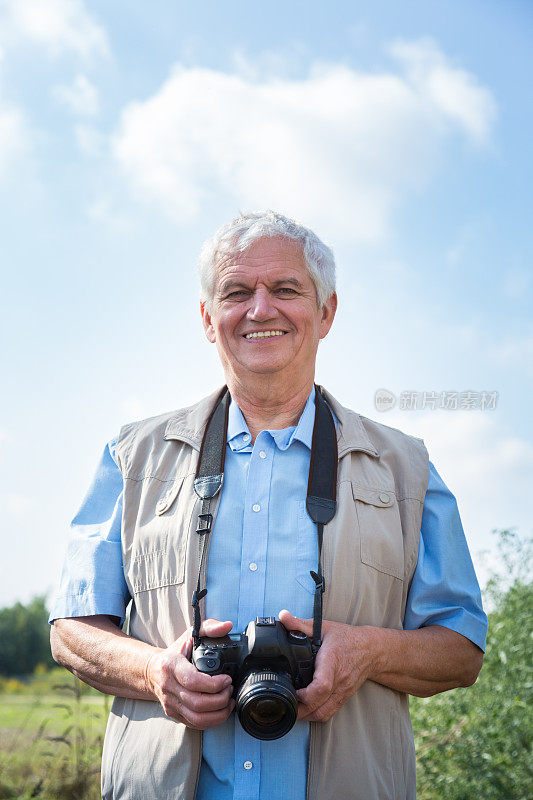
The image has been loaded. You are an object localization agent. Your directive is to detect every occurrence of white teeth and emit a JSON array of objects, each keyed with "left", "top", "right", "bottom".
[{"left": 244, "top": 330, "right": 286, "bottom": 339}]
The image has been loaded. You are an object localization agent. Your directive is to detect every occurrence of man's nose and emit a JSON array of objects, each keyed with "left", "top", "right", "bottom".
[{"left": 247, "top": 287, "right": 277, "bottom": 320}]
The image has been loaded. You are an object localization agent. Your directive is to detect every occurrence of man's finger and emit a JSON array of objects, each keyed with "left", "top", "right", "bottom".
[
  {"left": 168, "top": 619, "right": 233, "bottom": 655},
  {"left": 296, "top": 662, "right": 334, "bottom": 709},
  {"left": 278, "top": 610, "right": 313, "bottom": 638},
  {"left": 161, "top": 626, "right": 195, "bottom": 663},
  {"left": 178, "top": 685, "right": 233, "bottom": 714},
  {"left": 181, "top": 700, "right": 236, "bottom": 730},
  {"left": 175, "top": 654, "right": 232, "bottom": 694},
  {"left": 298, "top": 693, "right": 341, "bottom": 723},
  {"left": 198, "top": 618, "right": 233, "bottom": 638}
]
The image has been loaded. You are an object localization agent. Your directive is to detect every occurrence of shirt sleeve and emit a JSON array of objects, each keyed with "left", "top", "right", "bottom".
[
  {"left": 48, "top": 437, "right": 131, "bottom": 626},
  {"left": 403, "top": 461, "right": 488, "bottom": 651}
]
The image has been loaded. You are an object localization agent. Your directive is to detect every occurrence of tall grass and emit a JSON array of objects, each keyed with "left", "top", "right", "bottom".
[{"left": 0, "top": 669, "right": 108, "bottom": 799}]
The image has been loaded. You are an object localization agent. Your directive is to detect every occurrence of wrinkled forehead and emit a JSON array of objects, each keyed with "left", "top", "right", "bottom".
[{"left": 214, "top": 236, "right": 309, "bottom": 285}]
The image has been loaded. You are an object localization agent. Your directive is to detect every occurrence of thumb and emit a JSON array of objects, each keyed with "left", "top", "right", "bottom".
[
  {"left": 279, "top": 609, "right": 313, "bottom": 638},
  {"left": 199, "top": 618, "right": 233, "bottom": 638},
  {"left": 170, "top": 618, "right": 233, "bottom": 660}
]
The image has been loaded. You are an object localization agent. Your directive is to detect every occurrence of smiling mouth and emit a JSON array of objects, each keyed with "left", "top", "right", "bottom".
[{"left": 243, "top": 330, "right": 287, "bottom": 339}]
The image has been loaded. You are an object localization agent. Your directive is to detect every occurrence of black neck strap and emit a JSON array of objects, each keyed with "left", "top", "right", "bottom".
[{"left": 191, "top": 385, "right": 337, "bottom": 652}]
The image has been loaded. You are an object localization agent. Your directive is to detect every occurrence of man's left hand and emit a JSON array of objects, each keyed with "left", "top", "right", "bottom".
[{"left": 278, "top": 610, "right": 378, "bottom": 723}]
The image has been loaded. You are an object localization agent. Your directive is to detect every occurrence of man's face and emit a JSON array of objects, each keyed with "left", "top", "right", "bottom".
[{"left": 201, "top": 236, "right": 337, "bottom": 383}]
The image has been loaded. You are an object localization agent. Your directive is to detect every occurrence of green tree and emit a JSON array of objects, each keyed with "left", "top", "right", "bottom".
[
  {"left": 0, "top": 595, "right": 54, "bottom": 676},
  {"left": 411, "top": 530, "right": 532, "bottom": 799}
]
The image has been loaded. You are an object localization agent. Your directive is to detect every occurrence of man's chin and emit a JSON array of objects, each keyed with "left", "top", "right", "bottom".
[{"left": 239, "top": 358, "right": 293, "bottom": 377}]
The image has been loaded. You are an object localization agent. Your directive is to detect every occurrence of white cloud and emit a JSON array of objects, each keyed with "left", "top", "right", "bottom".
[
  {"left": 53, "top": 73, "right": 99, "bottom": 116},
  {"left": 0, "top": 96, "right": 27, "bottom": 171},
  {"left": 0, "top": 0, "right": 108, "bottom": 59},
  {"left": 230, "top": 44, "right": 310, "bottom": 82},
  {"left": 381, "top": 409, "right": 533, "bottom": 565},
  {"left": 0, "top": 49, "right": 29, "bottom": 173},
  {"left": 389, "top": 38, "right": 497, "bottom": 145},
  {"left": 111, "top": 39, "right": 496, "bottom": 240}
]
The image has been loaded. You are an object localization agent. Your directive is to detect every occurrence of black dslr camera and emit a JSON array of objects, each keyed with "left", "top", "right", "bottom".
[{"left": 192, "top": 617, "right": 315, "bottom": 740}]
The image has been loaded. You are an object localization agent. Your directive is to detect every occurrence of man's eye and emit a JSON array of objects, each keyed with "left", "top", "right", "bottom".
[
  {"left": 227, "top": 290, "right": 248, "bottom": 298},
  {"left": 277, "top": 287, "right": 297, "bottom": 295}
]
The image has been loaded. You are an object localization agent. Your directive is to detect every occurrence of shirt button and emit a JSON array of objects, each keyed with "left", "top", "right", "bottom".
[
  {"left": 259, "top": 450, "right": 267, "bottom": 459},
  {"left": 252, "top": 503, "right": 261, "bottom": 512},
  {"left": 379, "top": 492, "right": 390, "bottom": 503},
  {"left": 244, "top": 761, "right": 253, "bottom": 770},
  {"left": 243, "top": 433, "right": 250, "bottom": 442},
  {"left": 249, "top": 562, "right": 258, "bottom": 572}
]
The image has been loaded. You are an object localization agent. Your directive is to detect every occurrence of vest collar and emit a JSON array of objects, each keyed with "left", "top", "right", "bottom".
[
  {"left": 319, "top": 386, "right": 379, "bottom": 459},
  {"left": 163, "top": 385, "right": 379, "bottom": 459},
  {"left": 163, "top": 387, "right": 223, "bottom": 451}
]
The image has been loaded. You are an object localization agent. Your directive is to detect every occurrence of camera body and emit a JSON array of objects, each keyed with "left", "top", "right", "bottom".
[
  {"left": 192, "top": 617, "right": 315, "bottom": 739},
  {"left": 193, "top": 616, "right": 315, "bottom": 687}
]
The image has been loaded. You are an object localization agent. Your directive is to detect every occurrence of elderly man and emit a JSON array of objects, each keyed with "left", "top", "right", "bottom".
[{"left": 50, "top": 210, "right": 486, "bottom": 800}]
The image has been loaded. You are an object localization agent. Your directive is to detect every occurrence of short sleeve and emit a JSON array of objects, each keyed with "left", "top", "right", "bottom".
[
  {"left": 403, "top": 461, "right": 488, "bottom": 651},
  {"left": 48, "top": 437, "right": 131, "bottom": 626}
]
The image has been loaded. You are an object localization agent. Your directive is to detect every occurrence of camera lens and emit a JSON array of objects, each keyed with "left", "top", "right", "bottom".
[
  {"left": 236, "top": 671, "right": 298, "bottom": 740},
  {"left": 248, "top": 697, "right": 285, "bottom": 726}
]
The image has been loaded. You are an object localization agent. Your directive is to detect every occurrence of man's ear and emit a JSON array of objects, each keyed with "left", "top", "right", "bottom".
[
  {"left": 319, "top": 292, "right": 337, "bottom": 340},
  {"left": 200, "top": 301, "right": 216, "bottom": 343}
]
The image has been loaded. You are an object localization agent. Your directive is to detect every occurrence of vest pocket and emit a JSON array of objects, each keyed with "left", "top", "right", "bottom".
[
  {"left": 352, "top": 482, "right": 404, "bottom": 581},
  {"left": 128, "top": 475, "right": 189, "bottom": 593},
  {"left": 129, "top": 543, "right": 186, "bottom": 592}
]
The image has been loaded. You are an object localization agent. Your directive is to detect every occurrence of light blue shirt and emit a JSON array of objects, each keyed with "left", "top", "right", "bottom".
[{"left": 49, "top": 389, "right": 487, "bottom": 800}]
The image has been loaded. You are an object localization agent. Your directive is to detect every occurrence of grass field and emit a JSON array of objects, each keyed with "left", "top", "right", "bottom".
[
  {"left": 2, "top": 623, "right": 531, "bottom": 800},
  {"left": 0, "top": 669, "right": 108, "bottom": 800}
]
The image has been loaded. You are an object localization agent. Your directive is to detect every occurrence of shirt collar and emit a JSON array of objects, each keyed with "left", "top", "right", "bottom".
[
  {"left": 164, "top": 384, "right": 376, "bottom": 458},
  {"left": 227, "top": 387, "right": 317, "bottom": 452}
]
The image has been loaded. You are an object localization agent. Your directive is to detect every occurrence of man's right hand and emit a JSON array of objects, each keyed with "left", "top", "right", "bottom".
[{"left": 145, "top": 618, "right": 235, "bottom": 730}]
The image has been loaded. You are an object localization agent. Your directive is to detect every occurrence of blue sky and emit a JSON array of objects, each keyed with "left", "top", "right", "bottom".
[{"left": 0, "top": 0, "right": 531, "bottom": 607}]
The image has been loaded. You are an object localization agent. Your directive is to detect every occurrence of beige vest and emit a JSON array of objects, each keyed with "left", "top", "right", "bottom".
[{"left": 101, "top": 386, "right": 429, "bottom": 800}]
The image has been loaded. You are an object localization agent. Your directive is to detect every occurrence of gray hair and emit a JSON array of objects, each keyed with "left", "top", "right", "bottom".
[{"left": 198, "top": 210, "right": 336, "bottom": 311}]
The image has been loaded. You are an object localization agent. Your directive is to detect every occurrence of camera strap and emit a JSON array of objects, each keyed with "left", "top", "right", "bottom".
[
  {"left": 191, "top": 385, "right": 337, "bottom": 652},
  {"left": 306, "top": 385, "right": 337, "bottom": 652},
  {"left": 191, "top": 387, "right": 229, "bottom": 646}
]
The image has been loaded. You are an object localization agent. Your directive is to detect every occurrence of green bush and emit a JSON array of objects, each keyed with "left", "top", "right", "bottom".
[{"left": 411, "top": 530, "right": 532, "bottom": 799}]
